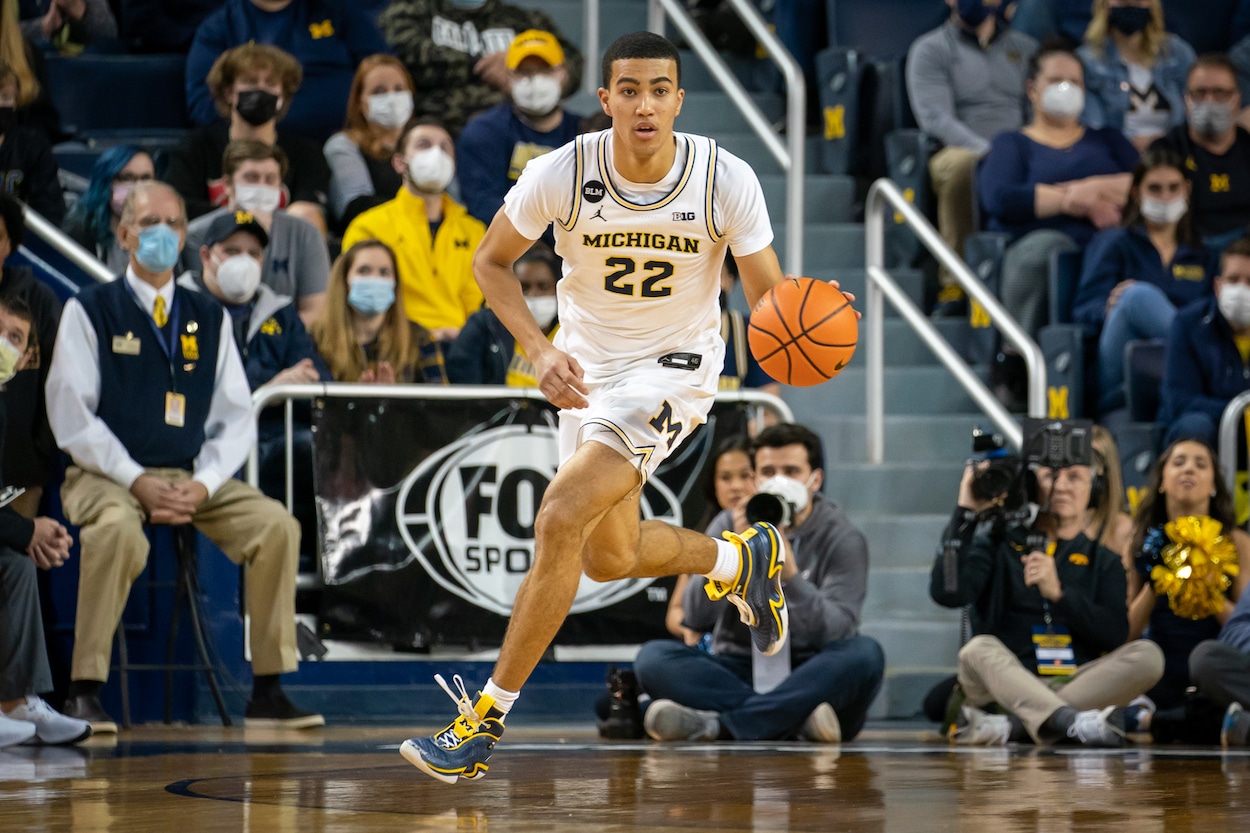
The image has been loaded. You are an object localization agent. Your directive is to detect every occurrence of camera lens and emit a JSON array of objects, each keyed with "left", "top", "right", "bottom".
[{"left": 745, "top": 493, "right": 792, "bottom": 527}]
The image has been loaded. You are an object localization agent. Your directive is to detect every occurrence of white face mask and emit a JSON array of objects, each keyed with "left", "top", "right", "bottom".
[
  {"left": 1219, "top": 283, "right": 1250, "bottom": 329},
  {"left": 755, "top": 474, "right": 813, "bottom": 515},
  {"left": 1140, "top": 196, "right": 1188, "bottom": 225},
  {"left": 512, "top": 74, "right": 563, "bottom": 117},
  {"left": 1040, "top": 81, "right": 1084, "bottom": 119},
  {"left": 0, "top": 336, "right": 21, "bottom": 385},
  {"left": 525, "top": 295, "right": 558, "bottom": 329},
  {"left": 234, "top": 184, "right": 282, "bottom": 214},
  {"left": 407, "top": 147, "right": 456, "bottom": 193},
  {"left": 213, "top": 253, "right": 263, "bottom": 304},
  {"left": 366, "top": 91, "right": 414, "bottom": 129}
]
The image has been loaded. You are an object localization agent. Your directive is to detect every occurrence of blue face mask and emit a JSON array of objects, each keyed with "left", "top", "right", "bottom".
[
  {"left": 133, "top": 224, "right": 182, "bottom": 273},
  {"left": 348, "top": 276, "right": 396, "bottom": 316}
]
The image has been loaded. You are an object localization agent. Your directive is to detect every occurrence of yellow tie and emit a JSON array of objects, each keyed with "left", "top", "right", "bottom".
[{"left": 153, "top": 295, "right": 168, "bottom": 328}]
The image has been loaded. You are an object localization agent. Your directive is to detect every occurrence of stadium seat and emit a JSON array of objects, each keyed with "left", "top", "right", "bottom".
[
  {"left": 1125, "top": 338, "right": 1167, "bottom": 423},
  {"left": 826, "top": 0, "right": 948, "bottom": 60},
  {"left": 961, "top": 231, "right": 1009, "bottom": 366},
  {"left": 46, "top": 55, "right": 189, "bottom": 137},
  {"left": 1039, "top": 325, "right": 1086, "bottom": 418},
  {"left": 1048, "top": 249, "right": 1083, "bottom": 326},
  {"left": 884, "top": 128, "right": 931, "bottom": 266},
  {"left": 1115, "top": 420, "right": 1162, "bottom": 503},
  {"left": 814, "top": 46, "right": 865, "bottom": 175},
  {"left": 1163, "top": 0, "right": 1245, "bottom": 54}
]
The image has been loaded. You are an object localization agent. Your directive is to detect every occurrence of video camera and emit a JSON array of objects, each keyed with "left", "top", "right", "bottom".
[{"left": 968, "top": 418, "right": 1094, "bottom": 513}]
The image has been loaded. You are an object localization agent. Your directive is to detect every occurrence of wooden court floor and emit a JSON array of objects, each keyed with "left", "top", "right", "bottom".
[{"left": 3, "top": 724, "right": 1250, "bottom": 832}]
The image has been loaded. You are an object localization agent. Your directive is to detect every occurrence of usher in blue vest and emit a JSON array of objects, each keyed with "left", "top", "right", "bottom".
[{"left": 78, "top": 278, "right": 222, "bottom": 470}]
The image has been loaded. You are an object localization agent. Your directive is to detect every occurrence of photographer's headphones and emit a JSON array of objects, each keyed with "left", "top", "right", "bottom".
[{"left": 1087, "top": 449, "right": 1107, "bottom": 510}]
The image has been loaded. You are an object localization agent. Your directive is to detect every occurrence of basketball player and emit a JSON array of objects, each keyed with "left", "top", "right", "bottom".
[{"left": 402, "top": 31, "right": 841, "bottom": 783}]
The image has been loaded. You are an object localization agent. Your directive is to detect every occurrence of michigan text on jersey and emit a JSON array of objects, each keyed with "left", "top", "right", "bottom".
[{"left": 582, "top": 232, "right": 701, "bottom": 253}]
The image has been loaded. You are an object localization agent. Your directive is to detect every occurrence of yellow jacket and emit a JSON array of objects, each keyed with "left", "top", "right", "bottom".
[{"left": 342, "top": 188, "right": 486, "bottom": 332}]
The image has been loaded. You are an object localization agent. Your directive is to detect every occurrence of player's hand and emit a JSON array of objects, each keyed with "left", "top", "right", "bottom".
[
  {"left": 805, "top": 275, "right": 863, "bottom": 320},
  {"left": 534, "top": 346, "right": 589, "bottom": 410}
]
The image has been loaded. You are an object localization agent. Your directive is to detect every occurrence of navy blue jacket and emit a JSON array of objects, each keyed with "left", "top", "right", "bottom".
[
  {"left": 1159, "top": 296, "right": 1250, "bottom": 427},
  {"left": 1073, "top": 225, "right": 1214, "bottom": 333},
  {"left": 186, "top": 0, "right": 390, "bottom": 141},
  {"left": 446, "top": 306, "right": 514, "bottom": 385}
]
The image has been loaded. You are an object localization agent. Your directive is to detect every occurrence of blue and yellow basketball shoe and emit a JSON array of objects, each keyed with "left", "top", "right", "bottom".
[
  {"left": 400, "top": 674, "right": 505, "bottom": 784},
  {"left": 704, "top": 521, "right": 788, "bottom": 656}
]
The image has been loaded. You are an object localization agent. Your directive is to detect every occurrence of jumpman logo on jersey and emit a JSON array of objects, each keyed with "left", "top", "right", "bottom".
[{"left": 589, "top": 206, "right": 607, "bottom": 221}]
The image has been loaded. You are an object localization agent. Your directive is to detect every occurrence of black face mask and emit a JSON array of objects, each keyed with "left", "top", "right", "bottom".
[
  {"left": 235, "top": 89, "right": 279, "bottom": 126},
  {"left": 1108, "top": 6, "right": 1152, "bottom": 36},
  {"left": 0, "top": 107, "right": 14, "bottom": 135}
]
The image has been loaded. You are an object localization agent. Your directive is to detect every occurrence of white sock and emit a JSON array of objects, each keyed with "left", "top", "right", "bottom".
[
  {"left": 482, "top": 678, "right": 519, "bottom": 715},
  {"left": 704, "top": 538, "right": 741, "bottom": 584}
]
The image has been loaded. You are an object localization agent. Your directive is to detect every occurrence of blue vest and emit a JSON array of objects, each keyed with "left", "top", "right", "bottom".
[{"left": 78, "top": 279, "right": 222, "bottom": 470}]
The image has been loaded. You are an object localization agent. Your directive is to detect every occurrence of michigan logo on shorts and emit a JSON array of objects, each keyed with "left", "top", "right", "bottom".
[{"left": 394, "top": 424, "right": 682, "bottom": 616}]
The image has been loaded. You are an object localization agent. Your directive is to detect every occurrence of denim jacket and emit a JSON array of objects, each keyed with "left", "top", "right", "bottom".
[{"left": 1078, "top": 35, "right": 1196, "bottom": 132}]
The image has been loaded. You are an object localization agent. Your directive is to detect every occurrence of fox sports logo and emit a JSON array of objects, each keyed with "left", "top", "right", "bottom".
[{"left": 396, "top": 423, "right": 683, "bottom": 616}]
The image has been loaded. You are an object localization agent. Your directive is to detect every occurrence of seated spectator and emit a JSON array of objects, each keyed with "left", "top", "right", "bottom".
[
  {"left": 2, "top": 2, "right": 58, "bottom": 138},
  {"left": 634, "top": 423, "right": 885, "bottom": 744},
  {"left": 379, "top": 0, "right": 584, "bottom": 136},
  {"left": 1126, "top": 438, "right": 1249, "bottom": 743},
  {"left": 1079, "top": 0, "right": 1195, "bottom": 152},
  {"left": 0, "top": 62, "right": 61, "bottom": 224},
  {"left": 309, "top": 239, "right": 447, "bottom": 383},
  {"left": 447, "top": 242, "right": 557, "bottom": 385},
  {"left": 906, "top": 1, "right": 1037, "bottom": 314},
  {"left": 931, "top": 444, "right": 1165, "bottom": 747},
  {"left": 62, "top": 145, "right": 155, "bottom": 272},
  {"left": 118, "top": 0, "right": 219, "bottom": 54},
  {"left": 0, "top": 293, "right": 92, "bottom": 749},
  {"left": 184, "top": 140, "right": 329, "bottom": 326},
  {"left": 19, "top": 0, "right": 117, "bottom": 52},
  {"left": 1152, "top": 55, "right": 1250, "bottom": 252},
  {"left": 1189, "top": 584, "right": 1250, "bottom": 748},
  {"left": 1158, "top": 237, "right": 1250, "bottom": 447},
  {"left": 0, "top": 194, "right": 60, "bottom": 520},
  {"left": 1073, "top": 148, "right": 1213, "bottom": 415},
  {"left": 1011, "top": 0, "right": 1094, "bottom": 46},
  {"left": 979, "top": 42, "right": 1138, "bottom": 343},
  {"left": 165, "top": 42, "right": 330, "bottom": 232},
  {"left": 186, "top": 1, "right": 390, "bottom": 144},
  {"left": 181, "top": 209, "right": 330, "bottom": 550},
  {"left": 1090, "top": 424, "right": 1135, "bottom": 568},
  {"left": 46, "top": 181, "right": 324, "bottom": 733},
  {"left": 324, "top": 55, "right": 411, "bottom": 232},
  {"left": 457, "top": 29, "right": 583, "bottom": 226},
  {"left": 342, "top": 119, "right": 485, "bottom": 341}
]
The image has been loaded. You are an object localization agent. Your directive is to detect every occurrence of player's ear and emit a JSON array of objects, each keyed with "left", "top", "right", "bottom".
[
  {"left": 598, "top": 86, "right": 611, "bottom": 117},
  {"left": 673, "top": 87, "right": 684, "bottom": 117}
]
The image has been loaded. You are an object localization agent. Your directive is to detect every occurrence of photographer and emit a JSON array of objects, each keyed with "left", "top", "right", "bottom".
[
  {"left": 930, "top": 423, "right": 1164, "bottom": 747},
  {"left": 633, "top": 423, "right": 884, "bottom": 743}
]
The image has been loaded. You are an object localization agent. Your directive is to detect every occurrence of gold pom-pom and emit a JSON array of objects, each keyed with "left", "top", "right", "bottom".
[{"left": 1150, "top": 516, "right": 1240, "bottom": 620}]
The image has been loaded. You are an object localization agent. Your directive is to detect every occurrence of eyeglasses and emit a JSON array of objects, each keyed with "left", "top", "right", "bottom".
[
  {"left": 133, "top": 216, "right": 188, "bottom": 230},
  {"left": 1187, "top": 88, "right": 1238, "bottom": 103}
]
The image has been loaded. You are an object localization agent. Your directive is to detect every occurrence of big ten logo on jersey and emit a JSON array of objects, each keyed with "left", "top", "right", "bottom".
[{"left": 396, "top": 424, "right": 683, "bottom": 615}]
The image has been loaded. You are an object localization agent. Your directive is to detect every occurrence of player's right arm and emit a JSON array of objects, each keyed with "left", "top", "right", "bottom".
[{"left": 473, "top": 211, "right": 589, "bottom": 410}]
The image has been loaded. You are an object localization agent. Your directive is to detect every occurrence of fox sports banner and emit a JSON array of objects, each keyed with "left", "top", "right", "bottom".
[{"left": 312, "top": 395, "right": 754, "bottom": 648}]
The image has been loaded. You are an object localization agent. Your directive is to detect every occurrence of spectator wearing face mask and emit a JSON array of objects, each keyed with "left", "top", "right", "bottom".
[
  {"left": 379, "top": 0, "right": 584, "bottom": 136},
  {"left": 185, "top": 0, "right": 391, "bottom": 144},
  {"left": 1078, "top": 0, "right": 1195, "bottom": 153},
  {"left": 1159, "top": 236, "right": 1250, "bottom": 448},
  {"left": 183, "top": 140, "right": 329, "bottom": 326},
  {"left": 446, "top": 241, "right": 557, "bottom": 384},
  {"left": 63, "top": 146, "right": 155, "bottom": 273},
  {"left": 1073, "top": 148, "right": 1213, "bottom": 415},
  {"left": 309, "top": 239, "right": 448, "bottom": 384},
  {"left": 1152, "top": 55, "right": 1250, "bottom": 253},
  {"left": 324, "top": 55, "right": 414, "bottom": 233},
  {"left": 456, "top": 30, "right": 583, "bottom": 226},
  {"left": 341, "top": 119, "right": 486, "bottom": 342},
  {"left": 0, "top": 62, "right": 60, "bottom": 224},
  {"left": 165, "top": 42, "right": 330, "bottom": 233}
]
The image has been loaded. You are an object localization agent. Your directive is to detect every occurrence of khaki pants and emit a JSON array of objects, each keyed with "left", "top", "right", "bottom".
[
  {"left": 61, "top": 466, "right": 300, "bottom": 682},
  {"left": 929, "top": 146, "right": 981, "bottom": 286},
  {"left": 957, "top": 634, "right": 1164, "bottom": 743}
]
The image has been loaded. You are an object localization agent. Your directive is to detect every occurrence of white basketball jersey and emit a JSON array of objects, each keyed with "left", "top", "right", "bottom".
[{"left": 550, "top": 130, "right": 728, "bottom": 382}]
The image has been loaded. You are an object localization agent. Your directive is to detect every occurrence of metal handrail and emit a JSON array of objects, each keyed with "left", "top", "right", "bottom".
[
  {"left": 1218, "top": 391, "right": 1250, "bottom": 496},
  {"left": 864, "top": 179, "right": 1046, "bottom": 462},
  {"left": 21, "top": 204, "right": 113, "bottom": 284},
  {"left": 582, "top": 0, "right": 600, "bottom": 96},
  {"left": 646, "top": 0, "right": 805, "bottom": 276}
]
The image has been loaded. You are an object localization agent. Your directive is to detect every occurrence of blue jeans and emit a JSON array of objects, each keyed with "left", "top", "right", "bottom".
[
  {"left": 1098, "top": 282, "right": 1177, "bottom": 413},
  {"left": 633, "top": 635, "right": 885, "bottom": 741}
]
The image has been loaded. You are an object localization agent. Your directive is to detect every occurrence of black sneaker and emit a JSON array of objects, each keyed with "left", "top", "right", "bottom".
[
  {"left": 598, "top": 667, "right": 643, "bottom": 740},
  {"left": 244, "top": 692, "right": 325, "bottom": 729},
  {"left": 62, "top": 694, "right": 117, "bottom": 734}
]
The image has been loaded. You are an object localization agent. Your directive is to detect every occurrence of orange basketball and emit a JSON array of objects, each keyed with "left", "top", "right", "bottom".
[{"left": 747, "top": 277, "right": 857, "bottom": 387}]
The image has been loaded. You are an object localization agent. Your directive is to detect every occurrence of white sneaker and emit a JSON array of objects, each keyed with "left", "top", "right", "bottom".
[
  {"left": 3, "top": 697, "right": 92, "bottom": 745},
  {"left": 951, "top": 705, "right": 1011, "bottom": 746},
  {"left": 1066, "top": 707, "right": 1127, "bottom": 748},
  {"left": 0, "top": 713, "right": 36, "bottom": 749},
  {"left": 798, "top": 702, "right": 841, "bottom": 743}
]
